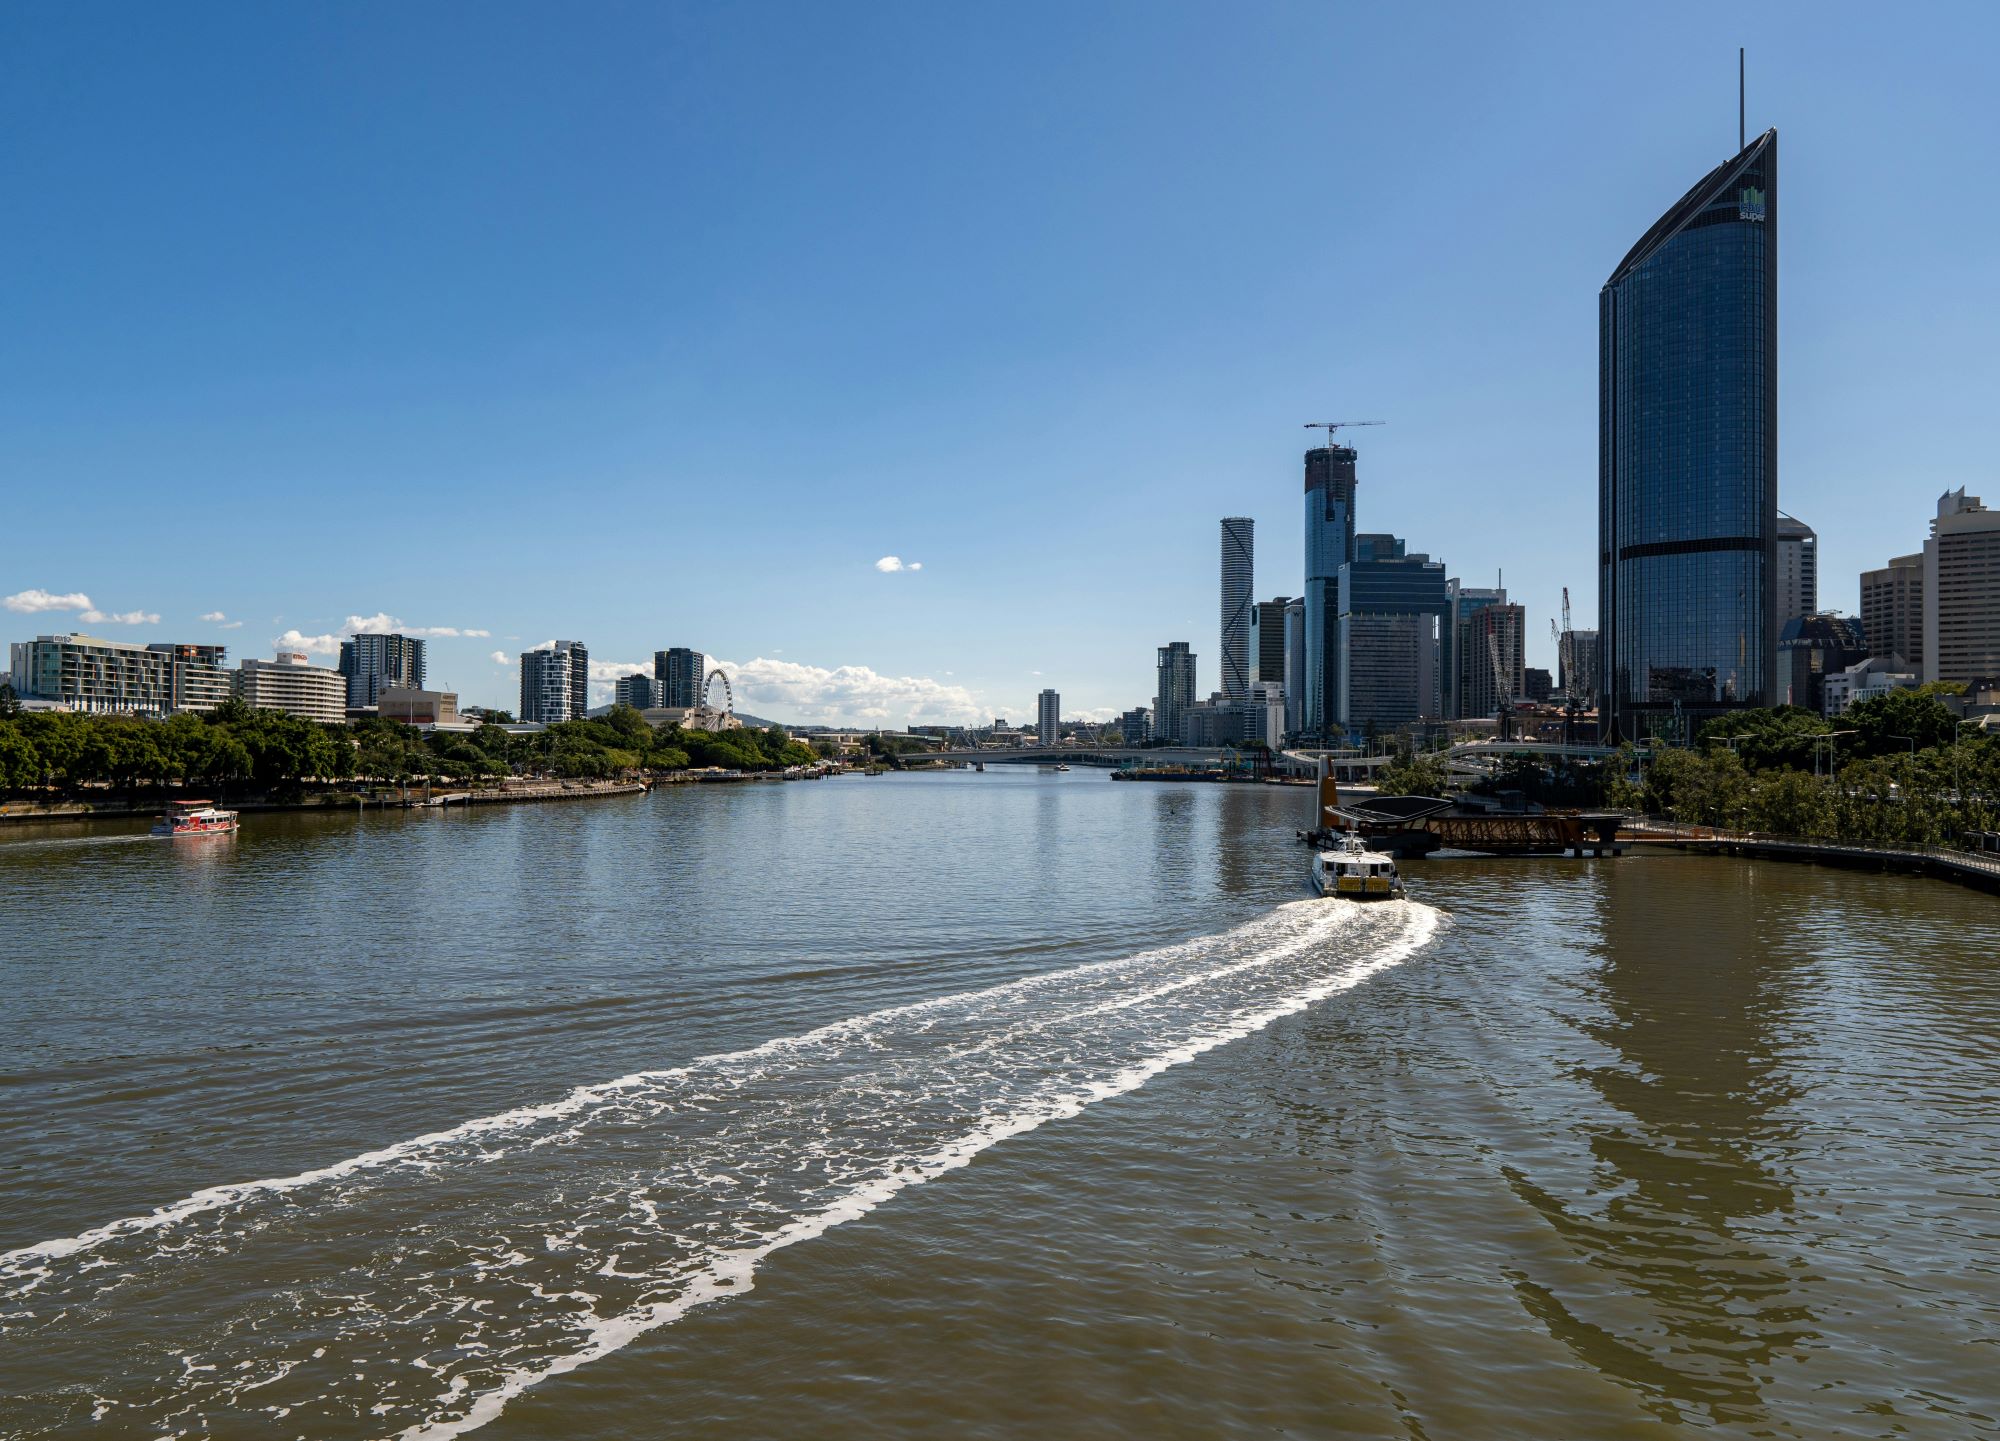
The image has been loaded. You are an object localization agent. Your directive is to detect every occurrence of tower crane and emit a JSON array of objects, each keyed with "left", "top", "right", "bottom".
[
  {"left": 1302, "top": 421, "right": 1385, "bottom": 447},
  {"left": 1487, "top": 625, "right": 1515, "bottom": 743}
]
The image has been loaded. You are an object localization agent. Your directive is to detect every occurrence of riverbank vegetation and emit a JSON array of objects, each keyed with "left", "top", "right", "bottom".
[
  {"left": 0, "top": 700, "right": 820, "bottom": 795},
  {"left": 1372, "top": 687, "right": 2000, "bottom": 848}
]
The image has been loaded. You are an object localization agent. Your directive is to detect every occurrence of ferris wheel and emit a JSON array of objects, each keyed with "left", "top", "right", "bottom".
[{"left": 700, "top": 667, "right": 734, "bottom": 723}]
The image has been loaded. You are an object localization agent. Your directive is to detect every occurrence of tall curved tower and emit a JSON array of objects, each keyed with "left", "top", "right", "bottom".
[
  {"left": 1219, "top": 517, "right": 1254, "bottom": 700},
  {"left": 1600, "top": 128, "right": 1777, "bottom": 742}
]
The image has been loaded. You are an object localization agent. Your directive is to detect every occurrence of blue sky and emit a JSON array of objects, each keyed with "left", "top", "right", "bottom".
[{"left": 5, "top": 2, "right": 1996, "bottom": 724}]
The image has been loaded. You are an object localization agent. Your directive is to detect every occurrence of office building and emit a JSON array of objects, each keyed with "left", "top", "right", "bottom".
[
  {"left": 8, "top": 634, "right": 173, "bottom": 715},
  {"left": 1823, "top": 656, "right": 1919, "bottom": 716},
  {"left": 1524, "top": 667, "right": 1553, "bottom": 703},
  {"left": 1248, "top": 597, "right": 1289, "bottom": 691},
  {"left": 1155, "top": 642, "right": 1196, "bottom": 745},
  {"left": 1458, "top": 603, "right": 1527, "bottom": 721},
  {"left": 1444, "top": 582, "right": 1507, "bottom": 720},
  {"left": 1923, "top": 489, "right": 2000, "bottom": 686},
  {"left": 1037, "top": 688, "right": 1060, "bottom": 745},
  {"left": 1220, "top": 517, "right": 1254, "bottom": 700},
  {"left": 340, "top": 633, "right": 427, "bottom": 709},
  {"left": 1117, "top": 706, "right": 1152, "bottom": 745},
  {"left": 235, "top": 652, "right": 348, "bottom": 723},
  {"left": 1861, "top": 552, "right": 1923, "bottom": 669},
  {"left": 1600, "top": 128, "right": 1778, "bottom": 740},
  {"left": 377, "top": 687, "right": 464, "bottom": 728},
  {"left": 655, "top": 648, "right": 708, "bottom": 708},
  {"left": 1303, "top": 443, "right": 1359, "bottom": 737},
  {"left": 1778, "top": 613, "right": 1868, "bottom": 713},
  {"left": 1282, "top": 597, "right": 1304, "bottom": 737},
  {"left": 148, "top": 643, "right": 231, "bottom": 713},
  {"left": 1337, "top": 535, "right": 1448, "bottom": 736},
  {"left": 1776, "top": 513, "right": 1818, "bottom": 627},
  {"left": 614, "top": 673, "right": 658, "bottom": 709},
  {"left": 520, "top": 640, "right": 589, "bottom": 725},
  {"left": 1250, "top": 680, "right": 1287, "bottom": 749}
]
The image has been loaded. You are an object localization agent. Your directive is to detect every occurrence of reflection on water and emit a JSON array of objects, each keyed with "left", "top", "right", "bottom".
[{"left": 1508, "top": 859, "right": 1810, "bottom": 1425}]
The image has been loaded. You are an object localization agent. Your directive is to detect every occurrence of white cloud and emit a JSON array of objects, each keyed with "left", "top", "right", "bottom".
[
  {"left": 275, "top": 629, "right": 342, "bottom": 656},
  {"left": 78, "top": 608, "right": 160, "bottom": 625},
  {"left": 340, "top": 612, "right": 490, "bottom": 639},
  {"left": 199, "top": 611, "right": 226, "bottom": 622},
  {"left": 4, "top": 589, "right": 93, "bottom": 614},
  {"left": 199, "top": 610, "right": 246, "bottom": 630},
  {"left": 717, "top": 656, "right": 990, "bottom": 726},
  {"left": 874, "top": 556, "right": 923, "bottom": 573},
  {"left": 489, "top": 651, "right": 510, "bottom": 666},
  {"left": 220, "top": 620, "right": 243, "bottom": 630}
]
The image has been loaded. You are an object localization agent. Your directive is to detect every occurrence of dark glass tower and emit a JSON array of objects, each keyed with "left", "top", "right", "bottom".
[
  {"left": 1599, "top": 128, "right": 1777, "bottom": 741},
  {"left": 1302, "top": 445, "right": 1358, "bottom": 738}
]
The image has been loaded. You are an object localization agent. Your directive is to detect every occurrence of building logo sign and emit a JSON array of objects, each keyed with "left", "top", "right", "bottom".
[{"left": 1738, "top": 186, "right": 1767, "bottom": 222}]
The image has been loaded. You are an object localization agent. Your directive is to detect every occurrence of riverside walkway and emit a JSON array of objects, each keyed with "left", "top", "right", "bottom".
[{"left": 1623, "top": 821, "right": 2000, "bottom": 896}]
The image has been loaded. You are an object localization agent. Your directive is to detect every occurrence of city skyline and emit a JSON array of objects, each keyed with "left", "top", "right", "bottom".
[{"left": 6, "top": 6, "right": 1998, "bottom": 725}]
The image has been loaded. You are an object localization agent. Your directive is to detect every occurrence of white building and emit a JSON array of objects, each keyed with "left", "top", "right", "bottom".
[
  {"left": 10, "top": 634, "right": 174, "bottom": 715},
  {"left": 1251, "top": 680, "right": 1286, "bottom": 749},
  {"left": 1037, "top": 688, "right": 1060, "bottom": 745},
  {"left": 1823, "top": 656, "right": 1919, "bottom": 716},
  {"left": 235, "top": 652, "right": 348, "bottom": 723},
  {"left": 519, "top": 640, "right": 589, "bottom": 725}
]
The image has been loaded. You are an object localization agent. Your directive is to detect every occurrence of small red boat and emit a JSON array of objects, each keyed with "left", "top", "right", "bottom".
[{"left": 152, "top": 800, "right": 239, "bottom": 837}]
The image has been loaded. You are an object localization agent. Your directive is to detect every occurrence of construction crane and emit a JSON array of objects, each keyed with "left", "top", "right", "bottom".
[
  {"left": 1550, "top": 586, "right": 1594, "bottom": 748},
  {"left": 1303, "top": 421, "right": 1385, "bottom": 448},
  {"left": 1487, "top": 625, "right": 1515, "bottom": 742}
]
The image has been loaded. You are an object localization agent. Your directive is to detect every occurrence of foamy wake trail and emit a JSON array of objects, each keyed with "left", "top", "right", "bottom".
[{"left": 1, "top": 900, "right": 1439, "bottom": 1438}]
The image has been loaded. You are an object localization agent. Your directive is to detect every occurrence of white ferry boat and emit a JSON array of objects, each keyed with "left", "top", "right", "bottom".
[
  {"left": 1311, "top": 830, "right": 1404, "bottom": 900},
  {"left": 152, "top": 800, "right": 239, "bottom": 838}
]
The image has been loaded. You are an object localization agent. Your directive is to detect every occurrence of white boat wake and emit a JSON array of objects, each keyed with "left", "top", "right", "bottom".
[{"left": 1, "top": 899, "right": 1440, "bottom": 1438}]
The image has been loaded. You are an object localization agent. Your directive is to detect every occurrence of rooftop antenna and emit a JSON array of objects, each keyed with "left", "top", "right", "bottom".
[{"left": 1739, "top": 47, "right": 1745, "bottom": 151}]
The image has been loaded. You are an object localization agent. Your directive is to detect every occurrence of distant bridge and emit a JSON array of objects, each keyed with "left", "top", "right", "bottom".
[{"left": 896, "top": 746, "right": 1231, "bottom": 767}]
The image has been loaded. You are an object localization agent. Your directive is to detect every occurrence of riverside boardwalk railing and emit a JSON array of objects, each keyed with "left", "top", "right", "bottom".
[{"left": 1621, "top": 819, "right": 2000, "bottom": 896}]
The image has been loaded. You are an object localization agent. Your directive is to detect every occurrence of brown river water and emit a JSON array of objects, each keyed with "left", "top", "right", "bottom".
[{"left": 1, "top": 769, "right": 1996, "bottom": 1438}]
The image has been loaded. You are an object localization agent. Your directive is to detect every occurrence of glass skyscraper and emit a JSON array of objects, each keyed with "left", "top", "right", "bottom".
[
  {"left": 1599, "top": 128, "right": 1778, "bottom": 741},
  {"left": 1302, "top": 444, "right": 1357, "bottom": 738},
  {"left": 1219, "top": 518, "right": 1254, "bottom": 699}
]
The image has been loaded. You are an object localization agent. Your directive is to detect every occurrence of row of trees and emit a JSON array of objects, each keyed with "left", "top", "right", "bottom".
[
  {"left": 1369, "top": 687, "right": 2000, "bottom": 849},
  {"left": 0, "top": 698, "right": 822, "bottom": 795}
]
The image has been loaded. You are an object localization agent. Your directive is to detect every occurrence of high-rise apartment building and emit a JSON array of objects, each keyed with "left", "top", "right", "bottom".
[
  {"left": 1600, "top": 129, "right": 1778, "bottom": 740},
  {"left": 235, "top": 652, "right": 347, "bottom": 723},
  {"left": 148, "top": 643, "right": 232, "bottom": 713},
  {"left": 1923, "top": 489, "right": 2000, "bottom": 686},
  {"left": 654, "top": 648, "right": 708, "bottom": 709},
  {"left": 1117, "top": 706, "right": 1152, "bottom": 745},
  {"left": 1155, "top": 642, "right": 1196, "bottom": 746},
  {"left": 340, "top": 633, "right": 427, "bottom": 709},
  {"left": 1337, "top": 534, "right": 1448, "bottom": 736},
  {"left": 1303, "top": 444, "right": 1359, "bottom": 737},
  {"left": 613, "top": 673, "right": 658, "bottom": 709},
  {"left": 1444, "top": 582, "right": 1507, "bottom": 720},
  {"left": 1249, "top": 597, "right": 1289, "bottom": 690},
  {"left": 1458, "top": 603, "right": 1528, "bottom": 721},
  {"left": 1776, "top": 513, "right": 1818, "bottom": 628},
  {"left": 520, "top": 640, "right": 589, "bottom": 725},
  {"left": 1037, "top": 688, "right": 1060, "bottom": 745},
  {"left": 1282, "top": 597, "right": 1305, "bottom": 738},
  {"left": 1219, "top": 518, "right": 1254, "bottom": 700},
  {"left": 9, "top": 634, "right": 174, "bottom": 715}
]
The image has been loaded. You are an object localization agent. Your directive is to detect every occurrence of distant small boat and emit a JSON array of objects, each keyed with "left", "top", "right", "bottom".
[
  {"left": 152, "top": 800, "right": 239, "bottom": 838},
  {"left": 1311, "top": 830, "right": 1403, "bottom": 900},
  {"left": 1053, "top": 763, "right": 1071, "bottom": 772}
]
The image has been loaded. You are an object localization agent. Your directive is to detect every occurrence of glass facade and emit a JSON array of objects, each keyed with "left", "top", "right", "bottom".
[
  {"left": 1599, "top": 130, "right": 1777, "bottom": 741},
  {"left": 1302, "top": 446, "right": 1357, "bottom": 738}
]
